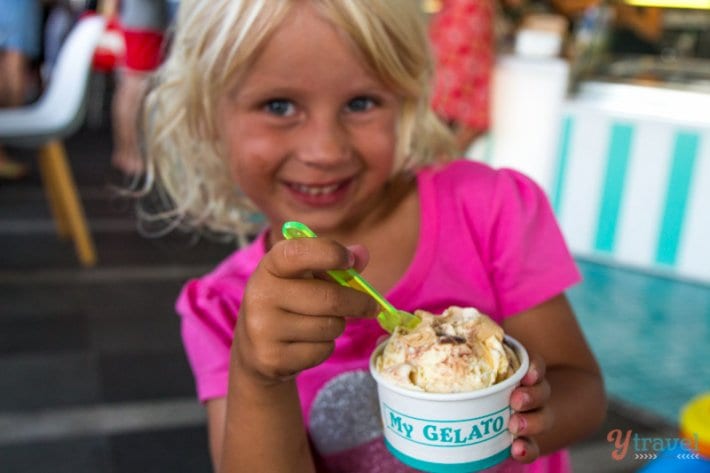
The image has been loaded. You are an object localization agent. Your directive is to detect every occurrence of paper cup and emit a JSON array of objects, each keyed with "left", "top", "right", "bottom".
[{"left": 369, "top": 335, "right": 529, "bottom": 473}]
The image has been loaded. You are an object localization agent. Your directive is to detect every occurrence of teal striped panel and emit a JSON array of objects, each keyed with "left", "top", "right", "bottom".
[
  {"left": 655, "top": 132, "right": 700, "bottom": 266},
  {"left": 552, "top": 116, "right": 573, "bottom": 215},
  {"left": 595, "top": 123, "right": 634, "bottom": 253}
]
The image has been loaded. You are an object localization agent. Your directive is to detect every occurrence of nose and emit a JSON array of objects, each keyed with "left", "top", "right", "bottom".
[{"left": 295, "top": 112, "right": 349, "bottom": 166}]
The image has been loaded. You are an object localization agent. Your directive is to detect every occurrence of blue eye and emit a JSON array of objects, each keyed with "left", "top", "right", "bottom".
[
  {"left": 264, "top": 99, "right": 294, "bottom": 116},
  {"left": 347, "top": 96, "right": 375, "bottom": 112}
]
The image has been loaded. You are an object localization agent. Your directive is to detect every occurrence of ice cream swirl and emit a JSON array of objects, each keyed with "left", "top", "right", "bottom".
[{"left": 375, "top": 306, "right": 520, "bottom": 393}]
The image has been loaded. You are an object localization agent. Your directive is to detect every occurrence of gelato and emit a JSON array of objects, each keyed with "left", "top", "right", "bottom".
[{"left": 375, "top": 306, "right": 520, "bottom": 393}]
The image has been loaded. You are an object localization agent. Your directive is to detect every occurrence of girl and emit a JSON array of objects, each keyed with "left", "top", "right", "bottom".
[{"left": 143, "top": 0, "right": 605, "bottom": 472}]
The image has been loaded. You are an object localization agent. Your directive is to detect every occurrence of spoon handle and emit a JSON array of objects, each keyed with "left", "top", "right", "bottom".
[{"left": 281, "top": 221, "right": 419, "bottom": 333}]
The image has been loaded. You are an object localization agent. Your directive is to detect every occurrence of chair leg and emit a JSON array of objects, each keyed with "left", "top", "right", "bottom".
[
  {"left": 38, "top": 141, "right": 98, "bottom": 267},
  {"left": 38, "top": 151, "right": 71, "bottom": 239}
]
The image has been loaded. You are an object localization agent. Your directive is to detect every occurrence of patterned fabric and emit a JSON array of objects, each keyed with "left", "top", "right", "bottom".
[
  {"left": 429, "top": 0, "right": 494, "bottom": 131},
  {"left": 177, "top": 160, "right": 580, "bottom": 472}
]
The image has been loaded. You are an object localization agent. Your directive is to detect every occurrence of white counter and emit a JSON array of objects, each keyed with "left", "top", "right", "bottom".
[{"left": 548, "top": 81, "right": 710, "bottom": 284}]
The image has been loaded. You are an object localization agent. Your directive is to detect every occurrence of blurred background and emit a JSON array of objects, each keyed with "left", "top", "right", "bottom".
[{"left": 1, "top": 0, "right": 708, "bottom": 472}]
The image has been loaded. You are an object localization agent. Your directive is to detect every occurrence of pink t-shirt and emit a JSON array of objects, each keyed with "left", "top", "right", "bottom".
[{"left": 177, "top": 160, "right": 581, "bottom": 473}]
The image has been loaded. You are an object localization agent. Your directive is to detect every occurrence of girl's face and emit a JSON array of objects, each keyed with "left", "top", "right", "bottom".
[{"left": 218, "top": 3, "right": 402, "bottom": 237}]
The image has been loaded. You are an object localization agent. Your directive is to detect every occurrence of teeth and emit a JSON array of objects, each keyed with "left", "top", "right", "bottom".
[{"left": 293, "top": 183, "right": 340, "bottom": 196}]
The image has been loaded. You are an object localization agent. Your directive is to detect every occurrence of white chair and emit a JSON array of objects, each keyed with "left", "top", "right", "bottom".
[{"left": 0, "top": 15, "right": 106, "bottom": 267}]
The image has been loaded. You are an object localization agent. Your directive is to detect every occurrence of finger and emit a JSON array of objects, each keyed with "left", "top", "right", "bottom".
[
  {"left": 521, "top": 353, "right": 546, "bottom": 386},
  {"left": 244, "top": 339, "right": 337, "bottom": 381},
  {"left": 266, "top": 238, "right": 354, "bottom": 279},
  {"left": 509, "top": 407, "right": 554, "bottom": 437},
  {"left": 345, "top": 244, "right": 369, "bottom": 273},
  {"left": 510, "top": 437, "right": 540, "bottom": 464},
  {"left": 282, "top": 341, "right": 337, "bottom": 372},
  {"left": 511, "top": 380, "right": 551, "bottom": 411},
  {"left": 272, "top": 312, "right": 347, "bottom": 343},
  {"left": 270, "top": 278, "right": 380, "bottom": 319}
]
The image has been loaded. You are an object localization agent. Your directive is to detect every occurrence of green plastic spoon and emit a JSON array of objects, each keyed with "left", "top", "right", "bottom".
[{"left": 281, "top": 221, "right": 420, "bottom": 333}]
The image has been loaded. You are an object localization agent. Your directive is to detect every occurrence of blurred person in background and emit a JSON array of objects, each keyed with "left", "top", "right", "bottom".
[
  {"left": 110, "top": 0, "right": 176, "bottom": 176},
  {"left": 550, "top": 0, "right": 662, "bottom": 56},
  {"left": 608, "top": 3, "right": 662, "bottom": 55},
  {"left": 42, "top": 0, "right": 81, "bottom": 79},
  {"left": 0, "top": 0, "right": 42, "bottom": 179},
  {"left": 427, "top": 0, "right": 496, "bottom": 155}
]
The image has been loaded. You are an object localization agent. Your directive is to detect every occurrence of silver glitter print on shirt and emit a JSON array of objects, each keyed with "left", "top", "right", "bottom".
[{"left": 308, "top": 370, "right": 383, "bottom": 455}]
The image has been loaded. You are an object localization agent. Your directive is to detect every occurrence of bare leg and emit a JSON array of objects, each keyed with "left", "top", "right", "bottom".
[
  {"left": 0, "top": 50, "right": 30, "bottom": 179},
  {"left": 111, "top": 71, "right": 148, "bottom": 175},
  {"left": 0, "top": 52, "right": 9, "bottom": 107},
  {"left": 1, "top": 50, "right": 29, "bottom": 107}
]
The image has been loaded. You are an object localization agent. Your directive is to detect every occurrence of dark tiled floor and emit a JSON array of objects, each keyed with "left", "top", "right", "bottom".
[
  {"left": 0, "top": 101, "right": 694, "bottom": 472},
  {"left": 1, "top": 437, "right": 113, "bottom": 473},
  {"left": 0, "top": 427, "right": 210, "bottom": 473},
  {"left": 1, "top": 107, "right": 226, "bottom": 471}
]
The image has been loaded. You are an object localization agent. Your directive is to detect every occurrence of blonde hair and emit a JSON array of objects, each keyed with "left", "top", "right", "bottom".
[{"left": 141, "top": 0, "right": 454, "bottom": 242}]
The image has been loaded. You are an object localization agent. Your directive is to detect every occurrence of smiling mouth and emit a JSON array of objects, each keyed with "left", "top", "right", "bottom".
[
  {"left": 287, "top": 182, "right": 342, "bottom": 196},
  {"left": 285, "top": 177, "right": 353, "bottom": 196},
  {"left": 283, "top": 178, "right": 353, "bottom": 206}
]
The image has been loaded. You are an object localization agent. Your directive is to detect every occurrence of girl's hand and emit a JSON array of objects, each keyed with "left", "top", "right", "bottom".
[
  {"left": 232, "top": 237, "right": 379, "bottom": 387},
  {"left": 508, "top": 353, "right": 554, "bottom": 463}
]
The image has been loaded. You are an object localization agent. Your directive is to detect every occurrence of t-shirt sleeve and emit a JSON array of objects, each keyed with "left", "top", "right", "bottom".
[
  {"left": 482, "top": 168, "right": 581, "bottom": 317},
  {"left": 176, "top": 275, "right": 242, "bottom": 402},
  {"left": 175, "top": 233, "right": 266, "bottom": 403}
]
